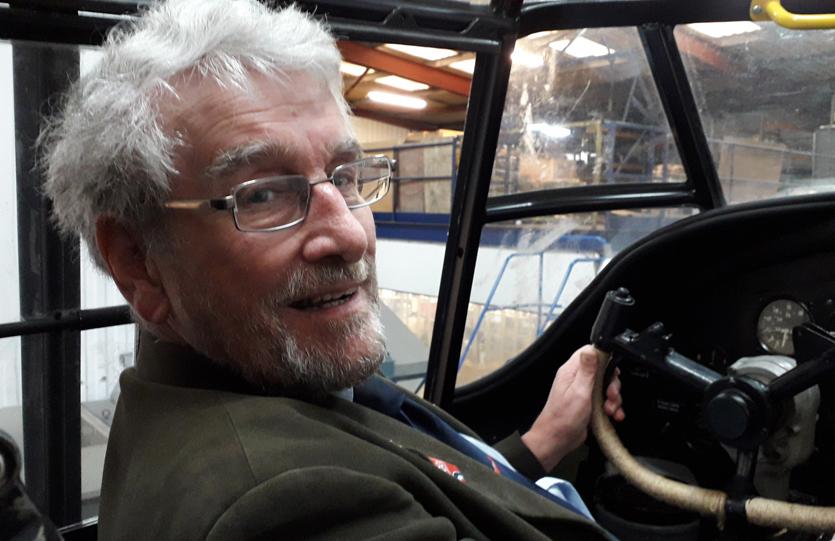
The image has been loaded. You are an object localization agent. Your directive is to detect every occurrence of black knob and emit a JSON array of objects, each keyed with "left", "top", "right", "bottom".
[
  {"left": 612, "top": 287, "right": 635, "bottom": 306},
  {"left": 705, "top": 390, "right": 752, "bottom": 441},
  {"left": 591, "top": 288, "right": 636, "bottom": 349}
]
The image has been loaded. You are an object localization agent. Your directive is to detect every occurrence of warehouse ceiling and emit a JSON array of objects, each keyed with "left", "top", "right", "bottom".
[
  {"left": 342, "top": 22, "right": 835, "bottom": 141},
  {"left": 339, "top": 41, "right": 474, "bottom": 131},
  {"left": 337, "top": 27, "right": 748, "bottom": 133}
]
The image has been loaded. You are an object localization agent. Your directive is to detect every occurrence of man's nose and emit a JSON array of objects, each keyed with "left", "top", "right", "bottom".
[{"left": 300, "top": 180, "right": 369, "bottom": 264}]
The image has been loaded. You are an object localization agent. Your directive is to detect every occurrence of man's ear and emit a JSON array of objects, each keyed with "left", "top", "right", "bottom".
[{"left": 95, "top": 216, "right": 170, "bottom": 324}]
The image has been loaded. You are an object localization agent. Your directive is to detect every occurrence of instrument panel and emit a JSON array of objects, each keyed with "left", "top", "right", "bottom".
[
  {"left": 756, "top": 298, "right": 811, "bottom": 355},
  {"left": 661, "top": 253, "right": 835, "bottom": 372}
]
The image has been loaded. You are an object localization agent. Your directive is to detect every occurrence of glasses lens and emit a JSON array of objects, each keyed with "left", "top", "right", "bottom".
[
  {"left": 333, "top": 157, "right": 391, "bottom": 208},
  {"left": 233, "top": 176, "right": 309, "bottom": 231}
]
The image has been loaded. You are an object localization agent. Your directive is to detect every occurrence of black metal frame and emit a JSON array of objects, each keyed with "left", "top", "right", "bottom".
[
  {"left": 1, "top": 0, "right": 764, "bottom": 526},
  {"left": 14, "top": 43, "right": 82, "bottom": 526},
  {"left": 485, "top": 183, "right": 696, "bottom": 222},
  {"left": 0, "top": 307, "right": 132, "bottom": 340},
  {"left": 639, "top": 23, "right": 725, "bottom": 209},
  {"left": 519, "top": 0, "right": 752, "bottom": 35},
  {"left": 0, "top": 0, "right": 511, "bottom": 51},
  {"left": 424, "top": 36, "right": 520, "bottom": 407}
]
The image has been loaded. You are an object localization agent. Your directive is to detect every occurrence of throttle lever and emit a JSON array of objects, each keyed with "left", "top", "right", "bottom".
[
  {"left": 589, "top": 291, "right": 835, "bottom": 533},
  {"left": 592, "top": 288, "right": 722, "bottom": 394},
  {"left": 592, "top": 288, "right": 769, "bottom": 448}
]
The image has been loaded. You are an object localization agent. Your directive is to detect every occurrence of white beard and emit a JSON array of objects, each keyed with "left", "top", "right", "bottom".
[{"left": 176, "top": 254, "right": 386, "bottom": 396}]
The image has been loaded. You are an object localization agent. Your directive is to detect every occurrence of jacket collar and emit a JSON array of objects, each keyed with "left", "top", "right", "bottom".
[
  {"left": 134, "top": 330, "right": 369, "bottom": 402},
  {"left": 134, "top": 330, "right": 254, "bottom": 394}
]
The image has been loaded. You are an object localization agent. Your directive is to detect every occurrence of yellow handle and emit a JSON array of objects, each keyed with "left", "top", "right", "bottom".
[{"left": 751, "top": 0, "right": 835, "bottom": 29}]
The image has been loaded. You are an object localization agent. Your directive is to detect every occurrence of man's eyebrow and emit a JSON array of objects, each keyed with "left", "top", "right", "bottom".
[
  {"left": 328, "top": 139, "right": 363, "bottom": 162},
  {"left": 204, "top": 141, "right": 292, "bottom": 180}
]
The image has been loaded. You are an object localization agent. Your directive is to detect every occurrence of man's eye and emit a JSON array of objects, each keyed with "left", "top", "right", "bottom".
[
  {"left": 332, "top": 169, "right": 357, "bottom": 187},
  {"left": 243, "top": 188, "right": 278, "bottom": 205}
]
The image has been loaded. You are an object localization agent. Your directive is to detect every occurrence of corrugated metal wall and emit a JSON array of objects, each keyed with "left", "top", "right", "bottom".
[{"left": 350, "top": 116, "right": 410, "bottom": 149}]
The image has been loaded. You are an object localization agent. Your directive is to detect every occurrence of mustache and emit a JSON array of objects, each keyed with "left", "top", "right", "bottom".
[{"left": 265, "top": 255, "right": 374, "bottom": 307}]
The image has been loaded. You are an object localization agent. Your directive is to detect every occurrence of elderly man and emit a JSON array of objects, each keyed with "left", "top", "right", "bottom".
[{"left": 41, "top": 0, "right": 624, "bottom": 539}]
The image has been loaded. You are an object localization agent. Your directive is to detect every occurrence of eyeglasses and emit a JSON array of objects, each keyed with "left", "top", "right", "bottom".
[{"left": 164, "top": 155, "right": 392, "bottom": 232}]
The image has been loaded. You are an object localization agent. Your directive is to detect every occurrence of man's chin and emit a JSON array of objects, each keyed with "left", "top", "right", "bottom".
[
  {"left": 237, "top": 309, "right": 387, "bottom": 397},
  {"left": 260, "top": 346, "right": 385, "bottom": 399}
]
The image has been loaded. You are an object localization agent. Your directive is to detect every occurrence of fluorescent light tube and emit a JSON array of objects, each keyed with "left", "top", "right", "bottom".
[
  {"left": 529, "top": 123, "right": 571, "bottom": 139},
  {"left": 687, "top": 22, "right": 762, "bottom": 38},
  {"left": 511, "top": 50, "right": 544, "bottom": 68},
  {"left": 375, "top": 75, "right": 430, "bottom": 92},
  {"left": 549, "top": 36, "right": 614, "bottom": 58},
  {"left": 340, "top": 62, "right": 370, "bottom": 77},
  {"left": 368, "top": 90, "right": 428, "bottom": 110},
  {"left": 449, "top": 59, "right": 475, "bottom": 74},
  {"left": 383, "top": 43, "right": 457, "bottom": 61}
]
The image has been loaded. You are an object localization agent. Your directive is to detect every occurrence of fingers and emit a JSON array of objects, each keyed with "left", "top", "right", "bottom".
[
  {"left": 603, "top": 396, "right": 625, "bottom": 421},
  {"left": 605, "top": 373, "right": 621, "bottom": 400},
  {"left": 604, "top": 371, "right": 625, "bottom": 422}
]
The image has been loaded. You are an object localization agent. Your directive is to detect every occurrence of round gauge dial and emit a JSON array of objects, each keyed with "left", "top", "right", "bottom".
[{"left": 756, "top": 299, "right": 811, "bottom": 355}]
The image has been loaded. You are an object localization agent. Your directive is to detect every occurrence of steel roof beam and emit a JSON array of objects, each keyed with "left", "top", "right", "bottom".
[
  {"left": 675, "top": 31, "right": 731, "bottom": 72},
  {"left": 339, "top": 41, "right": 472, "bottom": 97}
]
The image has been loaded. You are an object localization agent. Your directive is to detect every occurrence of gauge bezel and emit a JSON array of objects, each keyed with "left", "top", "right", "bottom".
[{"left": 756, "top": 297, "right": 812, "bottom": 355}]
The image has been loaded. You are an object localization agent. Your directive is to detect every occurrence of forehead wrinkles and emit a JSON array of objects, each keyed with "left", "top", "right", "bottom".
[
  {"left": 157, "top": 72, "right": 353, "bottom": 187},
  {"left": 157, "top": 69, "right": 337, "bottom": 139},
  {"left": 206, "top": 136, "right": 361, "bottom": 180},
  {"left": 205, "top": 140, "right": 293, "bottom": 179}
]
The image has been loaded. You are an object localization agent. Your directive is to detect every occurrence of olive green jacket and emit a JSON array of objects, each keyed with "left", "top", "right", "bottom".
[{"left": 98, "top": 332, "right": 613, "bottom": 541}]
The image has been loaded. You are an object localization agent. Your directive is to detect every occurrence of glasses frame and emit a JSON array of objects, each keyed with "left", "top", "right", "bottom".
[{"left": 164, "top": 155, "right": 392, "bottom": 232}]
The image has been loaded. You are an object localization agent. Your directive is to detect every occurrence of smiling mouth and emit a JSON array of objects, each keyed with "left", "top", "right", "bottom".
[{"left": 289, "top": 288, "right": 359, "bottom": 310}]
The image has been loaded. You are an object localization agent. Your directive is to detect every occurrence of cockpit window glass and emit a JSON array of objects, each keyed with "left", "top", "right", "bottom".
[
  {"left": 0, "top": 41, "right": 24, "bottom": 484},
  {"left": 4, "top": 39, "right": 122, "bottom": 521},
  {"left": 456, "top": 207, "right": 697, "bottom": 387},
  {"left": 490, "top": 27, "right": 684, "bottom": 197},
  {"left": 675, "top": 22, "right": 835, "bottom": 204},
  {"left": 0, "top": 42, "right": 19, "bottom": 326},
  {"left": 80, "top": 324, "right": 134, "bottom": 519}
]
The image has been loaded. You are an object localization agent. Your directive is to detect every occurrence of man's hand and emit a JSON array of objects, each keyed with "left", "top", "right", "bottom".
[{"left": 521, "top": 345, "right": 625, "bottom": 473}]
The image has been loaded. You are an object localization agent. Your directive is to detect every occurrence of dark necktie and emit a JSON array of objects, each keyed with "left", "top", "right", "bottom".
[{"left": 353, "top": 377, "right": 590, "bottom": 518}]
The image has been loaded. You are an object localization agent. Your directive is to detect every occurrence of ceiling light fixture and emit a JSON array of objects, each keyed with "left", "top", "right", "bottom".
[
  {"left": 511, "top": 50, "right": 544, "bottom": 68},
  {"left": 449, "top": 58, "right": 476, "bottom": 74},
  {"left": 529, "top": 122, "right": 571, "bottom": 139},
  {"left": 375, "top": 75, "right": 430, "bottom": 92},
  {"left": 340, "top": 62, "right": 370, "bottom": 77},
  {"left": 383, "top": 43, "right": 458, "bottom": 61},
  {"left": 368, "top": 90, "right": 428, "bottom": 110},
  {"left": 687, "top": 21, "right": 762, "bottom": 38},
  {"left": 549, "top": 36, "right": 614, "bottom": 58},
  {"left": 524, "top": 31, "right": 557, "bottom": 41}
]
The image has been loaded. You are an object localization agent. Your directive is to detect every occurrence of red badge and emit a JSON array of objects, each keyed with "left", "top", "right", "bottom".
[
  {"left": 487, "top": 457, "right": 502, "bottom": 476},
  {"left": 427, "top": 456, "right": 466, "bottom": 483}
]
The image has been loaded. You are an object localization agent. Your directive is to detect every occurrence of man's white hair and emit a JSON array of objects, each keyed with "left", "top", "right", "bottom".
[{"left": 40, "top": 0, "right": 348, "bottom": 270}]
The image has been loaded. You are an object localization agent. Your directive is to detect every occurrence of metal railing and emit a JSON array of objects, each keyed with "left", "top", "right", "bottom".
[
  {"left": 458, "top": 234, "right": 607, "bottom": 370},
  {"left": 367, "top": 137, "right": 460, "bottom": 217}
]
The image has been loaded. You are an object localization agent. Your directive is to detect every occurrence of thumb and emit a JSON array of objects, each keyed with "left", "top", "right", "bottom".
[{"left": 572, "top": 348, "right": 600, "bottom": 394}]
